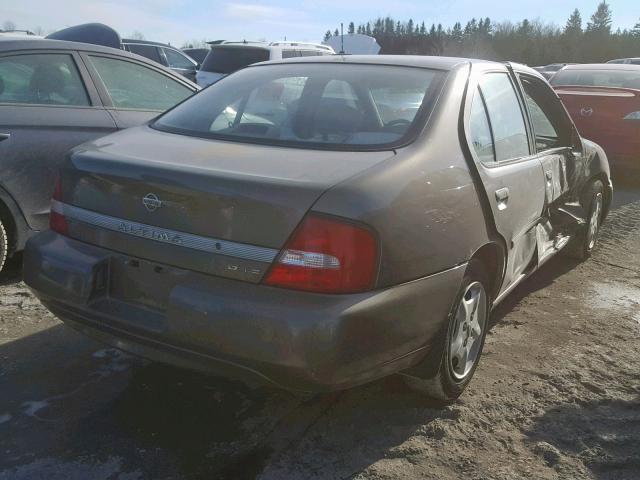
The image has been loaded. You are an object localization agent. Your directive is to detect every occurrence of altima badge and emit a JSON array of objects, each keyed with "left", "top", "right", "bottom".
[{"left": 142, "top": 193, "right": 162, "bottom": 212}]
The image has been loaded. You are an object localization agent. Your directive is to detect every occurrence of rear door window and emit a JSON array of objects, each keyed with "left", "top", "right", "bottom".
[
  {"left": 479, "top": 73, "right": 530, "bottom": 161},
  {"left": 126, "top": 44, "right": 163, "bottom": 64},
  {"left": 468, "top": 87, "right": 495, "bottom": 164},
  {"left": 88, "top": 55, "right": 192, "bottom": 110},
  {"left": 200, "top": 47, "right": 270, "bottom": 74},
  {"left": 519, "top": 75, "right": 572, "bottom": 151},
  {"left": 0, "top": 53, "right": 89, "bottom": 106}
]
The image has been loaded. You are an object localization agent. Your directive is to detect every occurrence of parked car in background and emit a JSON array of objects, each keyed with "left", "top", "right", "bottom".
[
  {"left": 24, "top": 56, "right": 611, "bottom": 401},
  {"left": 607, "top": 57, "right": 640, "bottom": 65},
  {"left": 122, "top": 39, "right": 199, "bottom": 82},
  {"left": 533, "top": 63, "right": 576, "bottom": 80},
  {"left": 182, "top": 47, "right": 209, "bottom": 66},
  {"left": 196, "top": 41, "right": 334, "bottom": 87},
  {"left": 46, "top": 24, "right": 200, "bottom": 82},
  {"left": 0, "top": 36, "right": 198, "bottom": 272},
  {"left": 551, "top": 64, "right": 640, "bottom": 171}
]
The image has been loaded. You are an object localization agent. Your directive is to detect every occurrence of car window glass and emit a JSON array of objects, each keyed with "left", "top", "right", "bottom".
[
  {"left": 164, "top": 48, "right": 194, "bottom": 69},
  {"left": 0, "top": 53, "right": 89, "bottom": 106},
  {"left": 201, "top": 47, "right": 270, "bottom": 74},
  {"left": 299, "top": 50, "right": 321, "bottom": 57},
  {"left": 370, "top": 85, "right": 425, "bottom": 124},
  {"left": 551, "top": 69, "right": 640, "bottom": 89},
  {"left": 469, "top": 87, "right": 495, "bottom": 163},
  {"left": 520, "top": 75, "right": 572, "bottom": 151},
  {"left": 479, "top": 73, "right": 529, "bottom": 161},
  {"left": 321, "top": 79, "right": 358, "bottom": 109},
  {"left": 126, "top": 44, "right": 163, "bottom": 64},
  {"left": 88, "top": 56, "right": 192, "bottom": 111},
  {"left": 155, "top": 63, "right": 442, "bottom": 149},
  {"left": 281, "top": 50, "right": 298, "bottom": 59},
  {"left": 210, "top": 76, "right": 307, "bottom": 130}
]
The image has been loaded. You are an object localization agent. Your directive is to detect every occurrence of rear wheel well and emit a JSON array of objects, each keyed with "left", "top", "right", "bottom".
[{"left": 468, "top": 243, "right": 504, "bottom": 304}]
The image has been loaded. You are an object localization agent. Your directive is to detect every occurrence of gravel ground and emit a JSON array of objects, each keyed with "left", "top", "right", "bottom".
[{"left": 0, "top": 182, "right": 639, "bottom": 480}]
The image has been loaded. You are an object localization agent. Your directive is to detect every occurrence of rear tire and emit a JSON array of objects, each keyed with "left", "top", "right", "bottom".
[
  {"left": 404, "top": 263, "right": 490, "bottom": 402},
  {"left": 566, "top": 179, "right": 604, "bottom": 261},
  {"left": 0, "top": 219, "right": 7, "bottom": 273}
]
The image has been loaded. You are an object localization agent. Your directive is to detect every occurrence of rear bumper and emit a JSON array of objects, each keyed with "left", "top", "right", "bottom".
[{"left": 24, "top": 231, "right": 465, "bottom": 392}]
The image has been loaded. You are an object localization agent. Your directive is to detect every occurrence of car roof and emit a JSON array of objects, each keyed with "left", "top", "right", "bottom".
[
  {"left": 560, "top": 63, "right": 640, "bottom": 71},
  {"left": 0, "top": 36, "right": 128, "bottom": 55},
  {"left": 257, "top": 54, "right": 476, "bottom": 70},
  {"left": 255, "top": 54, "right": 545, "bottom": 76}
]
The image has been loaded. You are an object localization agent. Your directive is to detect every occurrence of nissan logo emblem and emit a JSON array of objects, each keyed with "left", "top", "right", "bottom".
[
  {"left": 142, "top": 193, "right": 162, "bottom": 212},
  {"left": 580, "top": 107, "right": 593, "bottom": 117}
]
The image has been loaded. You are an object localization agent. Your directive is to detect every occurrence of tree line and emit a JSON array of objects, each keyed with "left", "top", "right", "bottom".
[{"left": 324, "top": 2, "right": 640, "bottom": 65}]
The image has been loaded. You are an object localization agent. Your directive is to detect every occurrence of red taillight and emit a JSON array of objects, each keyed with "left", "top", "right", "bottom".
[
  {"left": 49, "top": 177, "right": 68, "bottom": 235},
  {"left": 263, "top": 214, "right": 378, "bottom": 293}
]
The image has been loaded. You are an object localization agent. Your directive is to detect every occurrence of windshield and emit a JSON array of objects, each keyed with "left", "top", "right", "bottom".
[
  {"left": 153, "top": 63, "right": 444, "bottom": 150},
  {"left": 200, "top": 46, "right": 270, "bottom": 74},
  {"left": 551, "top": 69, "right": 640, "bottom": 89}
]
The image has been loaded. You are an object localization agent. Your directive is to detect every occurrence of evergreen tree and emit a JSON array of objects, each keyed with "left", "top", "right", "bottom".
[
  {"left": 587, "top": 1, "right": 612, "bottom": 34},
  {"left": 565, "top": 8, "right": 582, "bottom": 34},
  {"left": 348, "top": 22, "right": 355, "bottom": 34},
  {"left": 333, "top": 28, "right": 339, "bottom": 37},
  {"left": 420, "top": 22, "right": 426, "bottom": 35},
  {"left": 407, "top": 19, "right": 414, "bottom": 34},
  {"left": 631, "top": 18, "right": 640, "bottom": 37},
  {"left": 324, "top": 30, "right": 332, "bottom": 41},
  {"left": 451, "top": 22, "right": 463, "bottom": 43}
]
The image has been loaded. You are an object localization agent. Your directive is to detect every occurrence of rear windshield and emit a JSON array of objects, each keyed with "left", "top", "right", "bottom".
[
  {"left": 551, "top": 69, "right": 640, "bottom": 89},
  {"left": 153, "top": 63, "right": 444, "bottom": 150},
  {"left": 200, "top": 47, "right": 270, "bottom": 74}
]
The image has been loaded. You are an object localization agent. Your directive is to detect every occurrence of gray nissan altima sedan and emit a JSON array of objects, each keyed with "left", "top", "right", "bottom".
[{"left": 23, "top": 56, "right": 612, "bottom": 401}]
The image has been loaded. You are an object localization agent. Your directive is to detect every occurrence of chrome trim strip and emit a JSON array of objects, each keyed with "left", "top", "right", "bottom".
[{"left": 51, "top": 200, "right": 279, "bottom": 263}]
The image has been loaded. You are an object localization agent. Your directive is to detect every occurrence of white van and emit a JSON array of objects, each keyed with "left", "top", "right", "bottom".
[{"left": 196, "top": 41, "right": 335, "bottom": 87}]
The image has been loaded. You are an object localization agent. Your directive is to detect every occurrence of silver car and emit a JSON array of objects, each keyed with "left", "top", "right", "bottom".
[{"left": 24, "top": 56, "right": 612, "bottom": 401}]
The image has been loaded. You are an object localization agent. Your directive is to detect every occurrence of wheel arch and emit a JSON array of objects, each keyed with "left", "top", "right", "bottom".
[
  {"left": 0, "top": 184, "right": 31, "bottom": 255},
  {"left": 468, "top": 242, "right": 506, "bottom": 304}
]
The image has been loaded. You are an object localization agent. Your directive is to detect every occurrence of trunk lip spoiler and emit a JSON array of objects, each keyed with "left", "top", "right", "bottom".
[{"left": 51, "top": 200, "right": 279, "bottom": 263}]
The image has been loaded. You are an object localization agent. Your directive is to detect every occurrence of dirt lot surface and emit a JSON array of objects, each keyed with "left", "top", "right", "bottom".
[{"left": 1, "top": 181, "right": 639, "bottom": 480}]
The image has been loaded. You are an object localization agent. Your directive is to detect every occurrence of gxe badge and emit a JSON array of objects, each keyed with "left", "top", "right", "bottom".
[{"left": 142, "top": 193, "right": 162, "bottom": 212}]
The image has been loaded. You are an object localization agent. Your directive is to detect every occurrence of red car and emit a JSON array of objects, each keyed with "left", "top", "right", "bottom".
[{"left": 551, "top": 64, "right": 640, "bottom": 171}]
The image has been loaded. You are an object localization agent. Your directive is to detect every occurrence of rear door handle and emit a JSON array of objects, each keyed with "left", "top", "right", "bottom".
[
  {"left": 495, "top": 187, "right": 510, "bottom": 210},
  {"left": 0, "top": 133, "right": 9, "bottom": 142}
]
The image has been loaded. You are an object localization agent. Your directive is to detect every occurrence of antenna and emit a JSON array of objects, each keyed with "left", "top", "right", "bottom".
[{"left": 340, "top": 22, "right": 344, "bottom": 54}]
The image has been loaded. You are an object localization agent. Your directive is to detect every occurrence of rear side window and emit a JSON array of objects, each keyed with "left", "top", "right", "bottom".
[
  {"left": 479, "top": 73, "right": 529, "bottom": 161},
  {"left": 201, "top": 47, "right": 270, "bottom": 74},
  {"left": 163, "top": 48, "right": 194, "bottom": 69},
  {"left": 88, "top": 56, "right": 192, "bottom": 110},
  {"left": 0, "top": 53, "right": 89, "bottom": 106},
  {"left": 126, "top": 44, "right": 163, "bottom": 64},
  {"left": 469, "top": 87, "right": 495, "bottom": 163}
]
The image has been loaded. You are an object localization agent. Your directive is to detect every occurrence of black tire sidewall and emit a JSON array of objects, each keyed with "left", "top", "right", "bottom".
[
  {"left": 439, "top": 264, "right": 490, "bottom": 398},
  {"left": 581, "top": 180, "right": 605, "bottom": 257},
  {"left": 0, "top": 220, "right": 7, "bottom": 273}
]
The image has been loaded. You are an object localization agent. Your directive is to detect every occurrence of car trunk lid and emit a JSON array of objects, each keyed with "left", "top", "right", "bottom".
[
  {"left": 58, "top": 125, "right": 394, "bottom": 283},
  {"left": 555, "top": 85, "right": 640, "bottom": 155}
]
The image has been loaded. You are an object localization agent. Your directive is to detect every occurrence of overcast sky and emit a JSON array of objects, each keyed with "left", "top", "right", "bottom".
[{"left": 3, "top": 0, "right": 639, "bottom": 46}]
